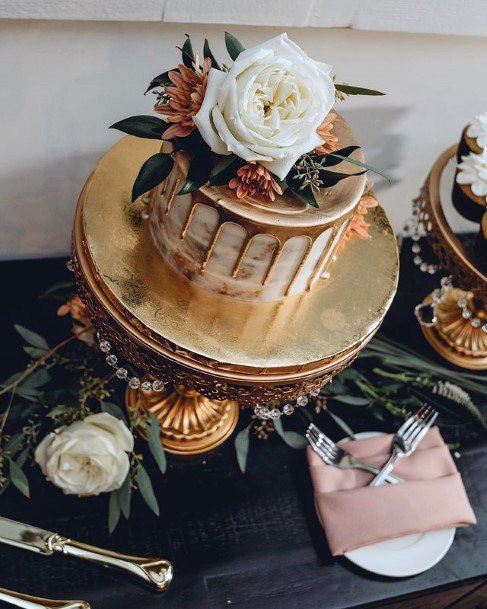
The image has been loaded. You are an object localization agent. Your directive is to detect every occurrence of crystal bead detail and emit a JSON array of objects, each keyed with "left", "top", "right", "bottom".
[
  {"left": 412, "top": 243, "right": 421, "bottom": 253},
  {"left": 141, "top": 381, "right": 153, "bottom": 392},
  {"left": 270, "top": 409, "right": 281, "bottom": 419},
  {"left": 128, "top": 377, "right": 141, "bottom": 389},
  {"left": 471, "top": 318, "right": 481, "bottom": 328},
  {"left": 99, "top": 340, "right": 111, "bottom": 353},
  {"left": 116, "top": 368, "right": 128, "bottom": 380},
  {"left": 152, "top": 380, "right": 165, "bottom": 392},
  {"left": 283, "top": 404, "right": 294, "bottom": 415},
  {"left": 297, "top": 396, "right": 308, "bottom": 407},
  {"left": 106, "top": 354, "right": 117, "bottom": 366}
]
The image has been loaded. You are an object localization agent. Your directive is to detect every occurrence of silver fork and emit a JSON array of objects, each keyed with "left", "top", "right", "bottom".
[
  {"left": 306, "top": 423, "right": 402, "bottom": 484},
  {"left": 369, "top": 404, "right": 438, "bottom": 487}
]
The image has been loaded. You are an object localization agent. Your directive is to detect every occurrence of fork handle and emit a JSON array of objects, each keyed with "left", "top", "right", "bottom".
[
  {"left": 350, "top": 459, "right": 402, "bottom": 483},
  {"left": 370, "top": 453, "right": 400, "bottom": 487}
]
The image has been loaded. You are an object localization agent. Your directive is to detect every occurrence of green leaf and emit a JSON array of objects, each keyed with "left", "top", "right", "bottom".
[
  {"left": 22, "top": 368, "right": 50, "bottom": 390},
  {"left": 203, "top": 38, "right": 221, "bottom": 70},
  {"left": 4, "top": 433, "right": 24, "bottom": 457},
  {"left": 320, "top": 169, "right": 366, "bottom": 188},
  {"left": 210, "top": 154, "right": 238, "bottom": 179},
  {"left": 180, "top": 34, "right": 194, "bottom": 68},
  {"left": 327, "top": 153, "right": 390, "bottom": 181},
  {"left": 286, "top": 180, "right": 319, "bottom": 208},
  {"left": 326, "top": 410, "right": 356, "bottom": 440},
  {"left": 273, "top": 419, "right": 308, "bottom": 449},
  {"left": 118, "top": 475, "right": 132, "bottom": 520},
  {"left": 146, "top": 412, "right": 167, "bottom": 475},
  {"left": 136, "top": 464, "right": 160, "bottom": 516},
  {"left": 335, "top": 83, "right": 385, "bottom": 96},
  {"left": 110, "top": 115, "right": 169, "bottom": 140},
  {"left": 100, "top": 400, "right": 127, "bottom": 424},
  {"left": 132, "top": 153, "right": 174, "bottom": 202},
  {"left": 234, "top": 425, "right": 250, "bottom": 473},
  {"left": 209, "top": 156, "right": 244, "bottom": 186},
  {"left": 144, "top": 70, "right": 174, "bottom": 95},
  {"left": 9, "top": 459, "right": 29, "bottom": 498},
  {"left": 332, "top": 395, "right": 369, "bottom": 406},
  {"left": 23, "top": 346, "right": 49, "bottom": 359},
  {"left": 108, "top": 490, "right": 121, "bottom": 534},
  {"left": 14, "top": 325, "right": 49, "bottom": 350},
  {"left": 225, "top": 32, "right": 245, "bottom": 61},
  {"left": 320, "top": 146, "right": 360, "bottom": 167},
  {"left": 178, "top": 152, "right": 213, "bottom": 195}
]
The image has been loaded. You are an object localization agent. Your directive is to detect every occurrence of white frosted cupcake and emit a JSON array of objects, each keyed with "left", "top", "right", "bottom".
[{"left": 452, "top": 151, "right": 487, "bottom": 223}]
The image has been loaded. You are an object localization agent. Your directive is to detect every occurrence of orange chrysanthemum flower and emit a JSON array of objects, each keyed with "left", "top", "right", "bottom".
[
  {"left": 339, "top": 191, "right": 378, "bottom": 250},
  {"left": 57, "top": 295, "right": 95, "bottom": 346},
  {"left": 155, "top": 55, "right": 211, "bottom": 140},
  {"left": 315, "top": 112, "right": 339, "bottom": 155},
  {"left": 229, "top": 162, "right": 283, "bottom": 201}
]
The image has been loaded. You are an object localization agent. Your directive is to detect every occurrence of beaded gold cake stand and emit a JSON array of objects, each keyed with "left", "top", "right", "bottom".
[
  {"left": 72, "top": 137, "right": 399, "bottom": 455},
  {"left": 417, "top": 146, "right": 487, "bottom": 370}
]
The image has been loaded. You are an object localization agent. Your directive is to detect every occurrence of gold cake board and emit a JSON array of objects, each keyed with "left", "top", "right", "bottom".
[{"left": 72, "top": 136, "right": 399, "bottom": 455}]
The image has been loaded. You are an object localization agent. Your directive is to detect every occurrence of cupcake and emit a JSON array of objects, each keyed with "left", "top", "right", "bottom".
[
  {"left": 457, "top": 112, "right": 487, "bottom": 162},
  {"left": 452, "top": 151, "right": 487, "bottom": 223},
  {"left": 475, "top": 212, "right": 487, "bottom": 274}
]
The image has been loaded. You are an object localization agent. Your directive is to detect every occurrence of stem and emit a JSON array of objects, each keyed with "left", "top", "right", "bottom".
[{"left": 0, "top": 386, "right": 17, "bottom": 440}]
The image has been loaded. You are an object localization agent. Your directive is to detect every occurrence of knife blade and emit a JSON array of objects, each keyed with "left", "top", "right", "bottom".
[{"left": 0, "top": 516, "right": 173, "bottom": 592}]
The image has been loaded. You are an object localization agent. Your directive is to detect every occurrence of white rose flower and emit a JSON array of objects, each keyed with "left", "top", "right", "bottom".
[
  {"left": 194, "top": 33, "right": 335, "bottom": 180},
  {"left": 35, "top": 412, "right": 134, "bottom": 496}
]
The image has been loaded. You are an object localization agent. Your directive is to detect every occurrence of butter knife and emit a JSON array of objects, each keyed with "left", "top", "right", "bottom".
[
  {"left": 0, "top": 587, "right": 89, "bottom": 609},
  {"left": 0, "top": 516, "right": 173, "bottom": 592}
]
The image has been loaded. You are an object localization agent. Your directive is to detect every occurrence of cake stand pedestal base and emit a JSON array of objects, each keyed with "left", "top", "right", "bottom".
[
  {"left": 125, "top": 383, "right": 239, "bottom": 455},
  {"left": 419, "top": 289, "right": 487, "bottom": 370}
]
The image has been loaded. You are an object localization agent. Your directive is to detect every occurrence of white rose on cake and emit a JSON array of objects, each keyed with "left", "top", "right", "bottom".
[
  {"left": 35, "top": 412, "right": 133, "bottom": 496},
  {"left": 194, "top": 33, "right": 335, "bottom": 180}
]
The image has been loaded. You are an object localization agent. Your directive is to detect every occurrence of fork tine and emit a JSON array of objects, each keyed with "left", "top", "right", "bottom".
[
  {"left": 306, "top": 434, "right": 333, "bottom": 465},
  {"left": 307, "top": 426, "right": 337, "bottom": 451},
  {"left": 403, "top": 405, "right": 433, "bottom": 442},
  {"left": 408, "top": 410, "right": 438, "bottom": 447},
  {"left": 401, "top": 405, "right": 431, "bottom": 441}
]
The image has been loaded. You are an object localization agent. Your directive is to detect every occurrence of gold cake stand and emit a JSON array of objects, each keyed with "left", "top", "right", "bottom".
[
  {"left": 417, "top": 146, "right": 487, "bottom": 370},
  {"left": 72, "top": 137, "right": 399, "bottom": 455}
]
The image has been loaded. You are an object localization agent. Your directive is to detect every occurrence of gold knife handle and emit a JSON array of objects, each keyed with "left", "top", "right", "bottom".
[
  {"left": 0, "top": 587, "right": 89, "bottom": 609},
  {"left": 45, "top": 534, "right": 173, "bottom": 592}
]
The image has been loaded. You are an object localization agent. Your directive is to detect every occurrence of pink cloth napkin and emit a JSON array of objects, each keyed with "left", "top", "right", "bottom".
[{"left": 307, "top": 427, "right": 476, "bottom": 556}]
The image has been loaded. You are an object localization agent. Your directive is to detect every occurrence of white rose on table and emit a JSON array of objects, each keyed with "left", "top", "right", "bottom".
[
  {"left": 35, "top": 412, "right": 133, "bottom": 496},
  {"left": 194, "top": 33, "right": 335, "bottom": 180}
]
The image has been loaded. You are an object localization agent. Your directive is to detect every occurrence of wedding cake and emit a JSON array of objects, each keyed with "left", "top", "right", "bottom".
[{"left": 112, "top": 33, "right": 384, "bottom": 302}]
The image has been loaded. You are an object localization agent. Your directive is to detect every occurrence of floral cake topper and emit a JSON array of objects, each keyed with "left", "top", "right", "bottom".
[{"left": 111, "top": 33, "right": 385, "bottom": 207}]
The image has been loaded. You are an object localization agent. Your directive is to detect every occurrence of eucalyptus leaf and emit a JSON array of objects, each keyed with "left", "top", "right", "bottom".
[
  {"left": 210, "top": 154, "right": 238, "bottom": 179},
  {"left": 209, "top": 156, "right": 243, "bottom": 186},
  {"left": 42, "top": 281, "right": 74, "bottom": 296},
  {"left": 203, "top": 38, "right": 221, "bottom": 70},
  {"left": 132, "top": 153, "right": 174, "bottom": 202},
  {"left": 234, "top": 425, "right": 250, "bottom": 473},
  {"left": 118, "top": 475, "right": 132, "bottom": 520},
  {"left": 9, "top": 459, "right": 29, "bottom": 498},
  {"left": 273, "top": 419, "right": 307, "bottom": 449},
  {"left": 178, "top": 152, "right": 213, "bottom": 195},
  {"left": 24, "top": 346, "right": 49, "bottom": 359},
  {"left": 108, "top": 490, "right": 121, "bottom": 533},
  {"left": 335, "top": 83, "right": 385, "bottom": 96},
  {"left": 147, "top": 412, "right": 167, "bottom": 475},
  {"left": 4, "top": 433, "right": 23, "bottom": 456},
  {"left": 100, "top": 400, "right": 127, "bottom": 424},
  {"left": 14, "top": 325, "right": 49, "bottom": 350},
  {"left": 110, "top": 116, "right": 169, "bottom": 140},
  {"left": 136, "top": 464, "right": 160, "bottom": 516},
  {"left": 225, "top": 32, "right": 245, "bottom": 61},
  {"left": 22, "top": 368, "right": 50, "bottom": 390}
]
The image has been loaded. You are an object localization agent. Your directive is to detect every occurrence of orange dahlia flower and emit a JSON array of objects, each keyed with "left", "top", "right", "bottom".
[
  {"left": 340, "top": 191, "right": 378, "bottom": 249},
  {"left": 155, "top": 56, "right": 211, "bottom": 140},
  {"left": 229, "top": 162, "right": 283, "bottom": 201},
  {"left": 315, "top": 112, "right": 339, "bottom": 155}
]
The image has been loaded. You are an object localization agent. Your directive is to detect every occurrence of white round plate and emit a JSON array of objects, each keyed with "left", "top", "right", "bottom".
[{"left": 337, "top": 431, "right": 456, "bottom": 577}]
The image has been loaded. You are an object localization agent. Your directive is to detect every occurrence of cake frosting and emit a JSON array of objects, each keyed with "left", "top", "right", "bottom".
[
  {"left": 456, "top": 152, "right": 487, "bottom": 200},
  {"left": 466, "top": 112, "right": 487, "bottom": 150},
  {"left": 149, "top": 115, "right": 366, "bottom": 302}
]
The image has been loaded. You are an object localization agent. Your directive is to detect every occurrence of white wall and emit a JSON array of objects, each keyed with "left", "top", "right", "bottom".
[{"left": 1, "top": 19, "right": 487, "bottom": 259}]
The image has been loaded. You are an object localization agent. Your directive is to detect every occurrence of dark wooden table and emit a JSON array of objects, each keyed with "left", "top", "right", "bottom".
[{"left": 0, "top": 241, "right": 486, "bottom": 609}]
